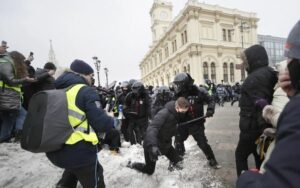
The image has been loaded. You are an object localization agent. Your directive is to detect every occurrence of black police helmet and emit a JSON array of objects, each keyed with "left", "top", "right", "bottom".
[
  {"left": 131, "top": 81, "right": 145, "bottom": 95},
  {"left": 173, "top": 73, "right": 194, "bottom": 94}
]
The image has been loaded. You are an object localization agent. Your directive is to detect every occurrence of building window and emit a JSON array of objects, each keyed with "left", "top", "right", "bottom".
[
  {"left": 222, "top": 29, "right": 227, "bottom": 41},
  {"left": 203, "top": 62, "right": 208, "bottom": 80},
  {"left": 181, "top": 30, "right": 188, "bottom": 45},
  {"left": 159, "top": 50, "right": 162, "bottom": 63},
  {"left": 230, "top": 63, "right": 235, "bottom": 82},
  {"left": 211, "top": 62, "right": 216, "bottom": 83},
  {"left": 187, "top": 64, "right": 190, "bottom": 74},
  {"left": 172, "top": 39, "right": 177, "bottom": 53},
  {"left": 222, "top": 28, "right": 233, "bottom": 42},
  {"left": 165, "top": 46, "right": 169, "bottom": 58},
  {"left": 223, "top": 63, "right": 228, "bottom": 83},
  {"left": 228, "top": 30, "right": 232, "bottom": 42},
  {"left": 183, "top": 66, "right": 187, "bottom": 73},
  {"left": 154, "top": 56, "right": 157, "bottom": 67},
  {"left": 161, "top": 77, "right": 164, "bottom": 85}
]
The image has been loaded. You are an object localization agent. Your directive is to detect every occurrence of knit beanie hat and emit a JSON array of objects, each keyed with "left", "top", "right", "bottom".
[
  {"left": 285, "top": 20, "right": 300, "bottom": 59},
  {"left": 70, "top": 59, "right": 94, "bottom": 75}
]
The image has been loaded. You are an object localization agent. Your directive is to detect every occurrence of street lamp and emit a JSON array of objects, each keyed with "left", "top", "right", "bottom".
[
  {"left": 93, "top": 56, "right": 101, "bottom": 86},
  {"left": 104, "top": 67, "right": 109, "bottom": 88},
  {"left": 239, "top": 21, "right": 250, "bottom": 81}
]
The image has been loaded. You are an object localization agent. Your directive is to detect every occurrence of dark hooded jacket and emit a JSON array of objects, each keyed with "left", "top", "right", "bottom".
[
  {"left": 46, "top": 71, "right": 114, "bottom": 169},
  {"left": 239, "top": 45, "right": 278, "bottom": 140},
  {"left": 31, "top": 68, "right": 56, "bottom": 93},
  {"left": 144, "top": 101, "right": 180, "bottom": 154}
]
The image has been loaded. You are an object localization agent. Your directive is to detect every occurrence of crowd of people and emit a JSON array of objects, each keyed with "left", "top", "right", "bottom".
[{"left": 1, "top": 20, "right": 300, "bottom": 188}]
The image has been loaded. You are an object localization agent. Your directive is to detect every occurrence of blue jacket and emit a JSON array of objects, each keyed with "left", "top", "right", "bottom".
[
  {"left": 46, "top": 72, "right": 114, "bottom": 169},
  {"left": 236, "top": 93, "right": 300, "bottom": 188}
]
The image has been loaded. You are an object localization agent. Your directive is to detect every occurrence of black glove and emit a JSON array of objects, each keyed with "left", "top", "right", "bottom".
[
  {"left": 206, "top": 109, "right": 214, "bottom": 117},
  {"left": 148, "top": 146, "right": 161, "bottom": 162}
]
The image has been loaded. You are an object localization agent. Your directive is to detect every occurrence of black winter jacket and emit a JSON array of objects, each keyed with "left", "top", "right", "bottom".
[
  {"left": 176, "top": 85, "right": 215, "bottom": 124},
  {"left": 144, "top": 101, "right": 180, "bottom": 154},
  {"left": 123, "top": 91, "right": 151, "bottom": 119},
  {"left": 239, "top": 45, "right": 277, "bottom": 140}
]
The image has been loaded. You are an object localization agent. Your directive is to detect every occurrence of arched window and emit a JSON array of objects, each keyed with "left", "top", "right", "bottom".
[
  {"left": 203, "top": 62, "right": 208, "bottom": 80},
  {"left": 211, "top": 62, "right": 216, "bottom": 83},
  {"left": 183, "top": 66, "right": 187, "bottom": 73},
  {"left": 230, "top": 63, "right": 235, "bottom": 83},
  {"left": 223, "top": 63, "right": 228, "bottom": 83}
]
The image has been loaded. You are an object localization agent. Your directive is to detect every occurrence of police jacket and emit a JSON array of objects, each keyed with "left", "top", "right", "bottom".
[
  {"left": 237, "top": 93, "right": 300, "bottom": 188},
  {"left": 144, "top": 101, "right": 180, "bottom": 154},
  {"left": 46, "top": 72, "right": 114, "bottom": 169},
  {"left": 123, "top": 91, "right": 151, "bottom": 119},
  {"left": 176, "top": 85, "right": 215, "bottom": 123}
]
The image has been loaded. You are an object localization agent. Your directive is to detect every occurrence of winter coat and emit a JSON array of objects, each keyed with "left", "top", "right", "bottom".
[
  {"left": 123, "top": 91, "right": 151, "bottom": 120},
  {"left": 144, "top": 101, "right": 180, "bottom": 154},
  {"left": 239, "top": 45, "right": 277, "bottom": 141},
  {"left": 177, "top": 85, "right": 215, "bottom": 124},
  {"left": 236, "top": 93, "right": 300, "bottom": 188},
  {"left": 0, "top": 54, "right": 27, "bottom": 110},
  {"left": 46, "top": 71, "right": 114, "bottom": 169},
  {"left": 31, "top": 68, "right": 56, "bottom": 92}
]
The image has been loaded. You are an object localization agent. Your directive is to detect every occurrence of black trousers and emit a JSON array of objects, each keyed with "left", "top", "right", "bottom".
[
  {"left": 175, "top": 124, "right": 216, "bottom": 161},
  {"left": 132, "top": 146, "right": 182, "bottom": 175},
  {"left": 235, "top": 138, "right": 262, "bottom": 176},
  {"left": 103, "top": 129, "right": 121, "bottom": 150},
  {"left": 127, "top": 118, "right": 147, "bottom": 145},
  {"left": 121, "top": 119, "right": 129, "bottom": 142},
  {"left": 56, "top": 162, "right": 105, "bottom": 188}
]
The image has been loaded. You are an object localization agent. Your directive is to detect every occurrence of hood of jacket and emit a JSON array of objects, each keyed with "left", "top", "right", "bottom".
[
  {"left": 55, "top": 71, "right": 88, "bottom": 89},
  {"left": 244, "top": 45, "right": 269, "bottom": 73}
]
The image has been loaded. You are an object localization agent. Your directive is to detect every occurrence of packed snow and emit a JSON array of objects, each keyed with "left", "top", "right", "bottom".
[{"left": 0, "top": 135, "right": 224, "bottom": 188}]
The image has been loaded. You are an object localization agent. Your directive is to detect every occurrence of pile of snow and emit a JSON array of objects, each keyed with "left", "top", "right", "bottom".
[{"left": 0, "top": 137, "right": 223, "bottom": 188}]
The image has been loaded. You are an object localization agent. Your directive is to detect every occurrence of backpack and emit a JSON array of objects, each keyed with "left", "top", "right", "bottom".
[{"left": 21, "top": 86, "right": 83, "bottom": 153}]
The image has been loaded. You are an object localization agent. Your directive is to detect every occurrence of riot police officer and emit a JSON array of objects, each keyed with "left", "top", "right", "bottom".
[
  {"left": 173, "top": 73, "right": 221, "bottom": 169},
  {"left": 123, "top": 81, "right": 151, "bottom": 145},
  {"left": 150, "top": 85, "right": 173, "bottom": 118}
]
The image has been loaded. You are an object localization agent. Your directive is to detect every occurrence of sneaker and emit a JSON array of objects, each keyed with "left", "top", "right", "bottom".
[
  {"left": 168, "top": 161, "right": 183, "bottom": 172},
  {"left": 208, "top": 159, "right": 222, "bottom": 169}
]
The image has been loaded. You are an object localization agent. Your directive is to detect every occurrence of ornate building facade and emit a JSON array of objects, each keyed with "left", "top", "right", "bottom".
[{"left": 140, "top": 0, "right": 259, "bottom": 86}]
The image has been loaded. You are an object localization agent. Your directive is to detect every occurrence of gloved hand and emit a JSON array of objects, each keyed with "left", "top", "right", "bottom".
[
  {"left": 148, "top": 146, "right": 161, "bottom": 162},
  {"left": 205, "top": 110, "right": 214, "bottom": 117},
  {"left": 255, "top": 98, "right": 269, "bottom": 109}
]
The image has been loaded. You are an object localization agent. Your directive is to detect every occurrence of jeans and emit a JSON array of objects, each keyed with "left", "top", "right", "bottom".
[
  {"left": 15, "top": 106, "right": 27, "bottom": 131},
  {"left": 0, "top": 110, "right": 18, "bottom": 142}
]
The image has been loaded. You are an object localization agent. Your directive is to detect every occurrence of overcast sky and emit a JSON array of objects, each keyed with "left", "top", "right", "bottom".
[{"left": 1, "top": 0, "right": 299, "bottom": 85}]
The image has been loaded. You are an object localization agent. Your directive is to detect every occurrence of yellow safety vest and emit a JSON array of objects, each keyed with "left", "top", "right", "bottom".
[
  {"left": 65, "top": 84, "right": 99, "bottom": 145},
  {"left": 205, "top": 84, "right": 213, "bottom": 96}
]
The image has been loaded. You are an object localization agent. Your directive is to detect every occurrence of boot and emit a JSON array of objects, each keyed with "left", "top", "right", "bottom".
[
  {"left": 168, "top": 161, "right": 183, "bottom": 172},
  {"left": 208, "top": 159, "right": 222, "bottom": 169}
]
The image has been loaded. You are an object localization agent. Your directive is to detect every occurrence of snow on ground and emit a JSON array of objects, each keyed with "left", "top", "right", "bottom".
[{"left": 0, "top": 137, "right": 223, "bottom": 188}]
